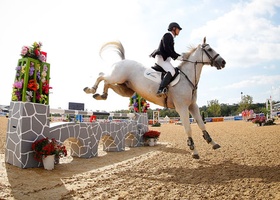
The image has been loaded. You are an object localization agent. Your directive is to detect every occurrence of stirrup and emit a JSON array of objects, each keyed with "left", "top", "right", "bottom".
[{"left": 156, "top": 88, "right": 167, "bottom": 97}]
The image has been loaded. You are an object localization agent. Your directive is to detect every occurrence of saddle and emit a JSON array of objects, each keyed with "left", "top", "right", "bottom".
[
  {"left": 151, "top": 64, "right": 180, "bottom": 81},
  {"left": 150, "top": 64, "right": 180, "bottom": 108}
]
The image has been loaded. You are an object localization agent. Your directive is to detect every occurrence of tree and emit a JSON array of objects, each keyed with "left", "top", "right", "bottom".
[
  {"left": 160, "top": 108, "right": 179, "bottom": 118},
  {"left": 220, "top": 103, "right": 231, "bottom": 116},
  {"left": 207, "top": 99, "right": 221, "bottom": 117},
  {"left": 238, "top": 94, "right": 253, "bottom": 113}
]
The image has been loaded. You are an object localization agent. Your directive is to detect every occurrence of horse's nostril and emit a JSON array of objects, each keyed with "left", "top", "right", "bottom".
[{"left": 222, "top": 60, "right": 226, "bottom": 64}]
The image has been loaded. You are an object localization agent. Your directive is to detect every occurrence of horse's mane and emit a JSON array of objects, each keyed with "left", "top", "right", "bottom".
[{"left": 178, "top": 45, "right": 197, "bottom": 67}]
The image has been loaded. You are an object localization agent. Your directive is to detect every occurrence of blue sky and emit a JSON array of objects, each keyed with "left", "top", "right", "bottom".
[{"left": 0, "top": 0, "right": 279, "bottom": 112}]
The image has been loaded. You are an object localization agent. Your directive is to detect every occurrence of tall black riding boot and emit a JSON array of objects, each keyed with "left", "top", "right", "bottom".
[{"left": 156, "top": 72, "right": 173, "bottom": 97}]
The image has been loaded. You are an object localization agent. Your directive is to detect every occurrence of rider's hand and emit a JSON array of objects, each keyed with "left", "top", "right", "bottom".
[{"left": 177, "top": 55, "right": 184, "bottom": 61}]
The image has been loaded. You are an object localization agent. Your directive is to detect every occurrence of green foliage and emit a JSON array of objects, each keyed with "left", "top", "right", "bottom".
[
  {"left": 260, "top": 107, "right": 269, "bottom": 116},
  {"left": 147, "top": 109, "right": 153, "bottom": 119},
  {"left": 160, "top": 108, "right": 179, "bottom": 117},
  {"left": 238, "top": 95, "right": 253, "bottom": 113},
  {"left": 152, "top": 122, "right": 161, "bottom": 127},
  {"left": 107, "top": 96, "right": 275, "bottom": 119},
  {"left": 264, "top": 119, "right": 276, "bottom": 126},
  {"left": 207, "top": 99, "right": 221, "bottom": 117},
  {"left": 248, "top": 103, "right": 266, "bottom": 113}
]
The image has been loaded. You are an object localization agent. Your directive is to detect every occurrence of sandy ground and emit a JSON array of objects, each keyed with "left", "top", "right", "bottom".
[{"left": 0, "top": 116, "right": 280, "bottom": 200}]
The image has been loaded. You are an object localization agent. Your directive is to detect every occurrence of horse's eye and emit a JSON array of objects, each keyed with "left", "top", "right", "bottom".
[{"left": 208, "top": 48, "right": 212, "bottom": 51}]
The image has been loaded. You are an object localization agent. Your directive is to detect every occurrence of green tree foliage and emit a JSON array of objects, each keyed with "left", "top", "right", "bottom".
[
  {"left": 207, "top": 99, "right": 221, "bottom": 117},
  {"left": 160, "top": 109, "right": 179, "bottom": 117},
  {"left": 249, "top": 103, "right": 266, "bottom": 114},
  {"left": 146, "top": 109, "right": 180, "bottom": 119},
  {"left": 113, "top": 96, "right": 276, "bottom": 119},
  {"left": 220, "top": 103, "right": 239, "bottom": 116},
  {"left": 238, "top": 94, "right": 253, "bottom": 113}
]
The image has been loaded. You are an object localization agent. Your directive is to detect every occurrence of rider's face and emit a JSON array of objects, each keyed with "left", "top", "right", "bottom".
[{"left": 175, "top": 28, "right": 181, "bottom": 36}]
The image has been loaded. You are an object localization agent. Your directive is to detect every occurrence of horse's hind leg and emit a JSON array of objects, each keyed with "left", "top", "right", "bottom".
[
  {"left": 92, "top": 82, "right": 135, "bottom": 100},
  {"left": 83, "top": 72, "right": 105, "bottom": 94},
  {"left": 92, "top": 81, "right": 109, "bottom": 100},
  {"left": 189, "top": 103, "right": 221, "bottom": 150}
]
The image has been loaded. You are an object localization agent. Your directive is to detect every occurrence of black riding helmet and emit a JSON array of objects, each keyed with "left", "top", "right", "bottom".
[{"left": 168, "top": 22, "right": 182, "bottom": 31}]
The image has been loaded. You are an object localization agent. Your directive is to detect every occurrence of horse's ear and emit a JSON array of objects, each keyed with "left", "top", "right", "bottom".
[{"left": 203, "top": 37, "right": 206, "bottom": 44}]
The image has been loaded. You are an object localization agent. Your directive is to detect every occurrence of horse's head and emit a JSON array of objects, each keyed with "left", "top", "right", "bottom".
[{"left": 201, "top": 37, "right": 226, "bottom": 70}]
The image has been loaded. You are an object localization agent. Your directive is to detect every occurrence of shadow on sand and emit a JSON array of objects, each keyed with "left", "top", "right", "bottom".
[{"left": 4, "top": 145, "right": 163, "bottom": 199}]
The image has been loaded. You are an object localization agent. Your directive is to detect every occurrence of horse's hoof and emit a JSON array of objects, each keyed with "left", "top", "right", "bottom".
[
  {"left": 93, "top": 94, "right": 106, "bottom": 100},
  {"left": 213, "top": 144, "right": 221, "bottom": 150},
  {"left": 84, "top": 87, "right": 90, "bottom": 93},
  {"left": 101, "top": 93, "right": 108, "bottom": 100},
  {"left": 192, "top": 154, "right": 200, "bottom": 159},
  {"left": 93, "top": 94, "right": 101, "bottom": 100}
]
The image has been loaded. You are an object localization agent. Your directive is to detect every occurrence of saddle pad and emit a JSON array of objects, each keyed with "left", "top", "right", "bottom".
[{"left": 144, "top": 68, "right": 180, "bottom": 86}]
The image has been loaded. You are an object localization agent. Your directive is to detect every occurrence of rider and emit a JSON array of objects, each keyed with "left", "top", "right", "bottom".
[{"left": 150, "top": 22, "right": 183, "bottom": 97}]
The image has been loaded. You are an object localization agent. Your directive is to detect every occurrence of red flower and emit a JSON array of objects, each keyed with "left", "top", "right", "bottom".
[
  {"left": 42, "top": 81, "right": 52, "bottom": 94},
  {"left": 27, "top": 79, "right": 38, "bottom": 91},
  {"left": 143, "top": 130, "right": 161, "bottom": 138},
  {"left": 32, "top": 138, "right": 67, "bottom": 162},
  {"left": 34, "top": 49, "right": 41, "bottom": 56},
  {"left": 252, "top": 115, "right": 266, "bottom": 124}
]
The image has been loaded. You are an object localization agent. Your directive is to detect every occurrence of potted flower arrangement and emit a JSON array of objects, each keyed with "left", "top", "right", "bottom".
[
  {"left": 252, "top": 115, "right": 266, "bottom": 126},
  {"left": 12, "top": 41, "right": 52, "bottom": 104},
  {"left": 143, "top": 130, "right": 161, "bottom": 146},
  {"left": 31, "top": 137, "right": 67, "bottom": 170},
  {"left": 20, "top": 41, "right": 47, "bottom": 62}
]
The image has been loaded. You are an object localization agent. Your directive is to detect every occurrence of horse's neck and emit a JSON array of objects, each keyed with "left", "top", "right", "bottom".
[{"left": 181, "top": 59, "right": 203, "bottom": 85}]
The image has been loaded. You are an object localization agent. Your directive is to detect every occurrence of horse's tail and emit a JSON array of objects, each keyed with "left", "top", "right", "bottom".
[{"left": 99, "top": 41, "right": 125, "bottom": 60}]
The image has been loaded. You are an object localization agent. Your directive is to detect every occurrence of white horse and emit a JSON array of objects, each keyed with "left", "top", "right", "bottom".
[{"left": 84, "top": 37, "right": 226, "bottom": 159}]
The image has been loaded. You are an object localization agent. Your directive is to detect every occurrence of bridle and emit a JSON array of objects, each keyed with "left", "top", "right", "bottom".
[
  {"left": 182, "top": 43, "right": 220, "bottom": 66},
  {"left": 201, "top": 43, "right": 220, "bottom": 67},
  {"left": 180, "top": 43, "right": 220, "bottom": 96}
]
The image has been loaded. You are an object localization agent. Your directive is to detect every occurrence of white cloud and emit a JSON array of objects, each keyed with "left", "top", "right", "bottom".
[
  {"left": 190, "top": 0, "right": 280, "bottom": 68},
  {"left": 224, "top": 75, "right": 280, "bottom": 89},
  {"left": 1, "top": 0, "right": 279, "bottom": 111}
]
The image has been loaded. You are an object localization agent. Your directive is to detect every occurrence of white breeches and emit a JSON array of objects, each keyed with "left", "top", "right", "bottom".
[{"left": 155, "top": 55, "right": 175, "bottom": 76}]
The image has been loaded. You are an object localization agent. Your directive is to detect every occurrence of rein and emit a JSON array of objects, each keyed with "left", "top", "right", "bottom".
[
  {"left": 179, "top": 65, "right": 198, "bottom": 96},
  {"left": 180, "top": 44, "right": 216, "bottom": 96},
  {"left": 180, "top": 61, "right": 209, "bottom": 96}
]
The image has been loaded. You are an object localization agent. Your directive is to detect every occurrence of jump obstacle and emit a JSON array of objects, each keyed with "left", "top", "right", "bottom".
[
  {"left": 5, "top": 102, "right": 148, "bottom": 168},
  {"left": 6, "top": 51, "right": 149, "bottom": 169}
]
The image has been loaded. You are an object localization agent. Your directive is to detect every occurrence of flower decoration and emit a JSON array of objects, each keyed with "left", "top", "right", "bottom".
[
  {"left": 21, "top": 46, "right": 29, "bottom": 56},
  {"left": 252, "top": 115, "right": 266, "bottom": 126},
  {"left": 143, "top": 130, "right": 161, "bottom": 139},
  {"left": 27, "top": 79, "right": 39, "bottom": 91},
  {"left": 21, "top": 42, "right": 44, "bottom": 61},
  {"left": 12, "top": 89, "right": 22, "bottom": 101},
  {"left": 13, "top": 80, "right": 23, "bottom": 89},
  {"left": 32, "top": 137, "right": 67, "bottom": 162},
  {"left": 42, "top": 80, "right": 52, "bottom": 94},
  {"left": 129, "top": 93, "right": 150, "bottom": 113},
  {"left": 11, "top": 41, "right": 51, "bottom": 104},
  {"left": 141, "top": 99, "right": 150, "bottom": 113},
  {"left": 26, "top": 91, "right": 33, "bottom": 102}
]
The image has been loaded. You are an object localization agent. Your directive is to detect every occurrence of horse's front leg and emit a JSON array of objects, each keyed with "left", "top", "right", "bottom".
[
  {"left": 189, "top": 103, "right": 221, "bottom": 150},
  {"left": 83, "top": 72, "right": 105, "bottom": 94},
  {"left": 176, "top": 107, "right": 200, "bottom": 159}
]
